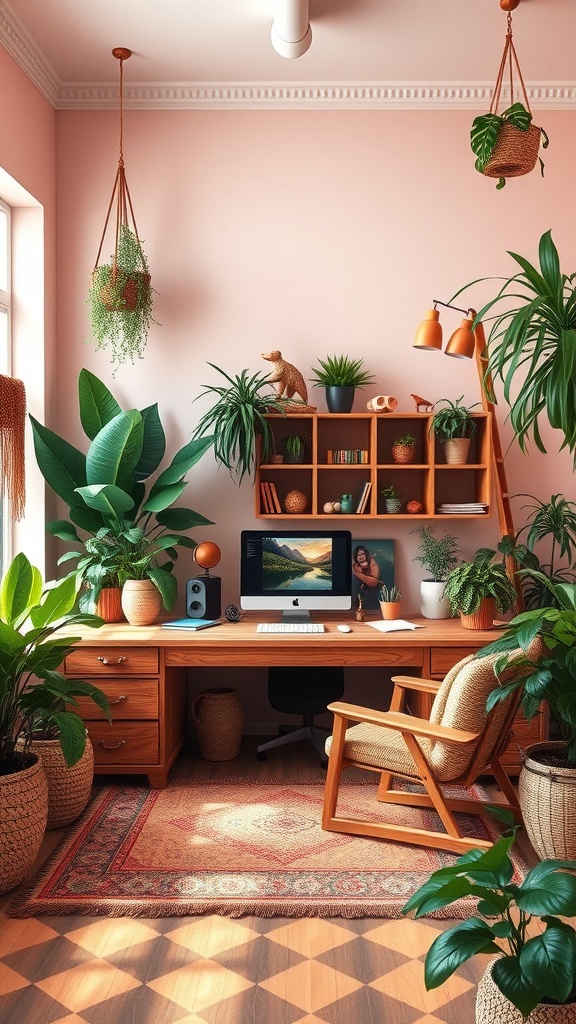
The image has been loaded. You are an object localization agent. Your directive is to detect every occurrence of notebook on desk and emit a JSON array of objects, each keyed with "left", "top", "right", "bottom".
[{"left": 161, "top": 618, "right": 221, "bottom": 631}]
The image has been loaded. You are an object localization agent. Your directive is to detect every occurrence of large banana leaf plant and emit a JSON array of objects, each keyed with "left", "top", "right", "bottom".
[
  {"left": 31, "top": 369, "right": 214, "bottom": 612},
  {"left": 453, "top": 230, "right": 576, "bottom": 460}
]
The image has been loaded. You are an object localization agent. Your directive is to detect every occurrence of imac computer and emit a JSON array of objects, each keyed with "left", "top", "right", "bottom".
[{"left": 240, "top": 529, "right": 352, "bottom": 625}]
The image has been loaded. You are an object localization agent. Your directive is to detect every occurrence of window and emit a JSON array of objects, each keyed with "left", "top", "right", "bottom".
[{"left": 0, "top": 198, "right": 11, "bottom": 577}]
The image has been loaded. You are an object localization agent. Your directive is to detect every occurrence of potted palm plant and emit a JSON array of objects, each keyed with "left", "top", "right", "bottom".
[
  {"left": 480, "top": 576, "right": 576, "bottom": 860},
  {"left": 411, "top": 526, "right": 460, "bottom": 619},
  {"left": 443, "top": 547, "right": 517, "bottom": 629},
  {"left": 403, "top": 828, "right": 576, "bottom": 1021},
  {"left": 453, "top": 231, "right": 576, "bottom": 460},
  {"left": 0, "top": 552, "right": 109, "bottom": 893},
  {"left": 309, "top": 354, "right": 376, "bottom": 413},
  {"left": 192, "top": 364, "right": 286, "bottom": 483},
  {"left": 430, "top": 396, "right": 480, "bottom": 464},
  {"left": 496, "top": 493, "right": 576, "bottom": 610},
  {"left": 31, "top": 369, "right": 214, "bottom": 625}
]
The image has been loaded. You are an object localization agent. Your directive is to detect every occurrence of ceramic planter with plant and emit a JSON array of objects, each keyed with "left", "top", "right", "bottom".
[
  {"left": 88, "top": 224, "right": 155, "bottom": 375},
  {"left": 310, "top": 354, "right": 376, "bottom": 413},
  {"left": 0, "top": 553, "right": 109, "bottom": 893},
  {"left": 453, "top": 231, "right": 576, "bottom": 461},
  {"left": 480, "top": 575, "right": 576, "bottom": 860},
  {"left": 496, "top": 493, "right": 576, "bottom": 610},
  {"left": 193, "top": 364, "right": 286, "bottom": 483},
  {"left": 282, "top": 434, "right": 310, "bottom": 465},
  {"left": 391, "top": 434, "right": 416, "bottom": 464},
  {"left": 31, "top": 369, "right": 214, "bottom": 622},
  {"left": 411, "top": 525, "right": 460, "bottom": 619},
  {"left": 378, "top": 584, "right": 402, "bottom": 620},
  {"left": 443, "top": 547, "right": 517, "bottom": 629},
  {"left": 430, "top": 396, "right": 480, "bottom": 464},
  {"left": 381, "top": 484, "right": 402, "bottom": 514},
  {"left": 403, "top": 828, "right": 576, "bottom": 1021}
]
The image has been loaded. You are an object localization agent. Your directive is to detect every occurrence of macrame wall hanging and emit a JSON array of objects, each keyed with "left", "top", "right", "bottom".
[
  {"left": 470, "top": 0, "right": 548, "bottom": 190},
  {"left": 0, "top": 374, "right": 26, "bottom": 521},
  {"left": 87, "top": 47, "right": 154, "bottom": 375}
]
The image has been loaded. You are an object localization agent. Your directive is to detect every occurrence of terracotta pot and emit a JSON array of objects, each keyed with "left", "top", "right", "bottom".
[
  {"left": 31, "top": 737, "right": 94, "bottom": 829},
  {"left": 444, "top": 437, "right": 471, "bottom": 464},
  {"left": 121, "top": 579, "right": 163, "bottom": 626},
  {"left": 461, "top": 597, "right": 495, "bottom": 630},
  {"left": 380, "top": 601, "right": 401, "bottom": 620},
  {"left": 0, "top": 753, "right": 48, "bottom": 895},
  {"left": 518, "top": 741, "right": 576, "bottom": 860},
  {"left": 476, "top": 957, "right": 575, "bottom": 1023},
  {"left": 95, "top": 587, "right": 124, "bottom": 622},
  {"left": 392, "top": 444, "right": 415, "bottom": 464}
]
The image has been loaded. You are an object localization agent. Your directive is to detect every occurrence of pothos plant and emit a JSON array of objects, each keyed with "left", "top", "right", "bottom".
[
  {"left": 88, "top": 224, "right": 156, "bottom": 375},
  {"left": 471, "top": 102, "right": 548, "bottom": 190}
]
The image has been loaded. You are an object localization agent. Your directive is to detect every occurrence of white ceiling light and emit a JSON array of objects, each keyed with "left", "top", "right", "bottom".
[{"left": 271, "top": 0, "right": 312, "bottom": 59}]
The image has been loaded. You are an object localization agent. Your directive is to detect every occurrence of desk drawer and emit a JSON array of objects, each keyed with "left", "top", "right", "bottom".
[
  {"left": 65, "top": 647, "right": 159, "bottom": 676},
  {"left": 89, "top": 722, "right": 159, "bottom": 765},
  {"left": 76, "top": 680, "right": 159, "bottom": 720},
  {"left": 430, "top": 647, "right": 477, "bottom": 676}
]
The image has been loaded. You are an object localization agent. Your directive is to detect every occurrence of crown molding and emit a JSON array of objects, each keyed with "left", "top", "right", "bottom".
[{"left": 1, "top": 7, "right": 575, "bottom": 111}]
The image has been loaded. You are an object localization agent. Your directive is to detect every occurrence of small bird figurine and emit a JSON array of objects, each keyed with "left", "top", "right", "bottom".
[{"left": 410, "top": 393, "right": 434, "bottom": 413}]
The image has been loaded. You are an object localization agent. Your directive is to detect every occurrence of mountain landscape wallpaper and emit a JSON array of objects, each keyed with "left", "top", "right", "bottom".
[{"left": 262, "top": 536, "right": 332, "bottom": 592}]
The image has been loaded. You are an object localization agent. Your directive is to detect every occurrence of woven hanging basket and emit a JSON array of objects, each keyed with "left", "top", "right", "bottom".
[{"left": 484, "top": 122, "right": 542, "bottom": 179}]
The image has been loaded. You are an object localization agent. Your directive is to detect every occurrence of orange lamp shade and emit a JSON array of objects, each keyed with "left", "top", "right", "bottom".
[
  {"left": 413, "top": 309, "right": 442, "bottom": 351},
  {"left": 194, "top": 542, "right": 221, "bottom": 571},
  {"left": 445, "top": 317, "right": 475, "bottom": 359}
]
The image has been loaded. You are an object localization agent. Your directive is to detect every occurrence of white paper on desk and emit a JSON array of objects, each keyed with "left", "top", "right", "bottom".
[{"left": 366, "top": 619, "right": 425, "bottom": 632}]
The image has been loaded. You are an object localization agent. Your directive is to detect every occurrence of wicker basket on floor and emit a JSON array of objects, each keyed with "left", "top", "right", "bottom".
[
  {"left": 30, "top": 737, "right": 94, "bottom": 829},
  {"left": 191, "top": 688, "right": 244, "bottom": 761}
]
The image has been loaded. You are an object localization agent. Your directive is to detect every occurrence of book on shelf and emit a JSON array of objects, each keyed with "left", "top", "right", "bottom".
[
  {"left": 356, "top": 480, "right": 372, "bottom": 514},
  {"left": 268, "top": 481, "right": 282, "bottom": 514},
  {"left": 260, "top": 482, "right": 271, "bottom": 514}
]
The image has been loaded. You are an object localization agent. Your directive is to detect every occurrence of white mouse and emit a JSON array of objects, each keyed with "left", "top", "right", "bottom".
[{"left": 337, "top": 624, "right": 352, "bottom": 633}]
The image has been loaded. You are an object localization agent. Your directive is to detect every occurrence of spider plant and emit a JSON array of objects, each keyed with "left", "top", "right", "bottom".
[
  {"left": 429, "top": 397, "right": 480, "bottom": 442},
  {"left": 192, "top": 365, "right": 286, "bottom": 483},
  {"left": 309, "top": 354, "right": 375, "bottom": 388},
  {"left": 453, "top": 230, "right": 576, "bottom": 459}
]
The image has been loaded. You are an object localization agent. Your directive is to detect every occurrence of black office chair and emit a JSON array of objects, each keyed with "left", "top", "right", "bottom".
[{"left": 257, "top": 666, "right": 345, "bottom": 764}]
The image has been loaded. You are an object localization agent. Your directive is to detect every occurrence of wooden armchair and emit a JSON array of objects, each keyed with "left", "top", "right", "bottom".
[{"left": 322, "top": 651, "right": 524, "bottom": 855}]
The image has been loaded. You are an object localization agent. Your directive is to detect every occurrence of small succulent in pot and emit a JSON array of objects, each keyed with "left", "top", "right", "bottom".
[
  {"left": 282, "top": 434, "right": 310, "bottom": 464},
  {"left": 392, "top": 434, "right": 416, "bottom": 464},
  {"left": 381, "top": 484, "right": 402, "bottom": 514}
]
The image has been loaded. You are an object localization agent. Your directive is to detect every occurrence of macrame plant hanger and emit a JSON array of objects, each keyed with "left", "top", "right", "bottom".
[
  {"left": 92, "top": 47, "right": 149, "bottom": 308},
  {"left": 0, "top": 374, "right": 26, "bottom": 521}
]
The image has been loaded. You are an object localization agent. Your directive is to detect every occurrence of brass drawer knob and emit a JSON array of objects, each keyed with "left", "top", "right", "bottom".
[
  {"left": 97, "top": 656, "right": 127, "bottom": 665},
  {"left": 99, "top": 739, "right": 127, "bottom": 750},
  {"left": 109, "top": 695, "right": 128, "bottom": 705}
]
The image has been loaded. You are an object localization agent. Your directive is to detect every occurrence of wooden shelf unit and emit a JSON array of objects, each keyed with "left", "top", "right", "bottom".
[{"left": 256, "top": 412, "right": 492, "bottom": 520}]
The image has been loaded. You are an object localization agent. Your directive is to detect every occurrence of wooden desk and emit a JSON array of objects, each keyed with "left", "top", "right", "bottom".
[{"left": 64, "top": 617, "right": 546, "bottom": 787}]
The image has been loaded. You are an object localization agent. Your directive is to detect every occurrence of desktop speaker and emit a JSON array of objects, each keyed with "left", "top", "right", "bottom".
[{"left": 186, "top": 575, "right": 221, "bottom": 619}]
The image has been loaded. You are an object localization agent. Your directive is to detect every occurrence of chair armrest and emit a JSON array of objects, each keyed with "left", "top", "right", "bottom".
[
  {"left": 390, "top": 675, "right": 442, "bottom": 694},
  {"left": 326, "top": 701, "right": 478, "bottom": 745}
]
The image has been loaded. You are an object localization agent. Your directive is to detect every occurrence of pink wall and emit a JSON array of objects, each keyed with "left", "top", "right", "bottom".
[{"left": 54, "top": 107, "right": 575, "bottom": 618}]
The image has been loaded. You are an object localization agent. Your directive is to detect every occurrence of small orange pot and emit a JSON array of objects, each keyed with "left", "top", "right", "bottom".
[{"left": 461, "top": 597, "right": 495, "bottom": 630}]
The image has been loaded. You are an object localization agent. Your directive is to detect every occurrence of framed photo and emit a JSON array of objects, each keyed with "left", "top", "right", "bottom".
[{"left": 351, "top": 539, "right": 395, "bottom": 612}]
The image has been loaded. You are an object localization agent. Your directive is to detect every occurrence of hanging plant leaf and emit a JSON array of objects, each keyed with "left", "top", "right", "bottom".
[
  {"left": 471, "top": 114, "right": 503, "bottom": 172},
  {"left": 496, "top": 178, "right": 506, "bottom": 190},
  {"left": 501, "top": 102, "right": 533, "bottom": 131}
]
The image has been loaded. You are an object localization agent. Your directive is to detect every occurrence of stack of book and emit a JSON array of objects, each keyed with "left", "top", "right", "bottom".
[
  {"left": 326, "top": 449, "right": 369, "bottom": 464},
  {"left": 355, "top": 481, "right": 372, "bottom": 514},
  {"left": 260, "top": 481, "right": 282, "bottom": 514}
]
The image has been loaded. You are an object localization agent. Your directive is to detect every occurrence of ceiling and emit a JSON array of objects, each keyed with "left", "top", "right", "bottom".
[{"left": 2, "top": 0, "right": 575, "bottom": 109}]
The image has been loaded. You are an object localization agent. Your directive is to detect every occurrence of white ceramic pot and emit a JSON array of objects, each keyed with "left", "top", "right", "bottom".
[{"left": 420, "top": 580, "right": 450, "bottom": 619}]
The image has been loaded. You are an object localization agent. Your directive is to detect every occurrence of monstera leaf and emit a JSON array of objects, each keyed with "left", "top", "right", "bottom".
[{"left": 471, "top": 113, "right": 503, "bottom": 172}]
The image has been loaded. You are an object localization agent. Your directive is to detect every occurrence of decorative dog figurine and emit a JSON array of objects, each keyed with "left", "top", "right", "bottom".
[{"left": 261, "top": 350, "right": 309, "bottom": 404}]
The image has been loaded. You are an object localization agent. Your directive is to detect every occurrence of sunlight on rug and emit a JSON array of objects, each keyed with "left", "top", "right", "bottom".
[{"left": 10, "top": 779, "right": 527, "bottom": 918}]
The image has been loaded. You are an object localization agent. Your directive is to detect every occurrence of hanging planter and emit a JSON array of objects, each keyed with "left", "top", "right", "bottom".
[
  {"left": 470, "top": 8, "right": 548, "bottom": 190},
  {"left": 88, "top": 48, "right": 155, "bottom": 372}
]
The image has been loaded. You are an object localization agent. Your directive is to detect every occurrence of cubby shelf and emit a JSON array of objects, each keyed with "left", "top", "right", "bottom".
[{"left": 255, "top": 412, "right": 492, "bottom": 519}]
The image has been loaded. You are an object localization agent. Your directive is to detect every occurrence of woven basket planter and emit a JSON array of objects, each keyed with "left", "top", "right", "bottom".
[
  {"left": 30, "top": 738, "right": 94, "bottom": 830},
  {"left": 518, "top": 741, "right": 576, "bottom": 860},
  {"left": 191, "top": 688, "right": 244, "bottom": 761},
  {"left": 121, "top": 579, "right": 163, "bottom": 626},
  {"left": 484, "top": 123, "right": 542, "bottom": 179},
  {"left": 477, "top": 958, "right": 575, "bottom": 1023},
  {"left": 0, "top": 754, "right": 48, "bottom": 895},
  {"left": 443, "top": 437, "right": 471, "bottom": 465},
  {"left": 461, "top": 597, "right": 495, "bottom": 631}
]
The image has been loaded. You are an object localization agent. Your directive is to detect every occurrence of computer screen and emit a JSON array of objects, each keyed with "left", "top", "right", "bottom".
[{"left": 240, "top": 530, "right": 352, "bottom": 621}]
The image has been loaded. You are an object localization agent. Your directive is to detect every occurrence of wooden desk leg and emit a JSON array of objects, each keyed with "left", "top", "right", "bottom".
[{"left": 148, "top": 770, "right": 169, "bottom": 789}]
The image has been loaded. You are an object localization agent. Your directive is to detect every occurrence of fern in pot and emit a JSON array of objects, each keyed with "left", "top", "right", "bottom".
[{"left": 412, "top": 526, "right": 460, "bottom": 619}]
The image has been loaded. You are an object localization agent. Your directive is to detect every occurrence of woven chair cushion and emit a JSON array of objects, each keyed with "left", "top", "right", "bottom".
[{"left": 325, "top": 722, "right": 430, "bottom": 779}]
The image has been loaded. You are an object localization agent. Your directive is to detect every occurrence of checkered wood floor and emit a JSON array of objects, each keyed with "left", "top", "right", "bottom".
[{"left": 0, "top": 739, "right": 534, "bottom": 1023}]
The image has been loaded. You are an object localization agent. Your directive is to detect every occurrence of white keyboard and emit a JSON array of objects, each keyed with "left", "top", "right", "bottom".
[{"left": 257, "top": 622, "right": 325, "bottom": 633}]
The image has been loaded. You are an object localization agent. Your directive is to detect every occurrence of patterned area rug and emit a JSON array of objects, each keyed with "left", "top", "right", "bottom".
[{"left": 10, "top": 779, "right": 526, "bottom": 918}]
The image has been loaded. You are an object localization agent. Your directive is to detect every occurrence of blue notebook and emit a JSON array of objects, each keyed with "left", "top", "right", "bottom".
[{"left": 160, "top": 618, "right": 220, "bottom": 631}]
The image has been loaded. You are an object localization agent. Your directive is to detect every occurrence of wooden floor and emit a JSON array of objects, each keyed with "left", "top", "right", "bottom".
[{"left": 0, "top": 736, "right": 539, "bottom": 1024}]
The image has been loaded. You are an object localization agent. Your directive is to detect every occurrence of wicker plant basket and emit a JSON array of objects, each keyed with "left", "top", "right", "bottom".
[
  {"left": 484, "top": 122, "right": 541, "bottom": 179},
  {"left": 518, "top": 741, "right": 576, "bottom": 860},
  {"left": 444, "top": 437, "right": 470, "bottom": 465},
  {"left": 121, "top": 579, "right": 163, "bottom": 626},
  {"left": 30, "top": 738, "right": 94, "bottom": 830},
  {"left": 191, "top": 688, "right": 244, "bottom": 761},
  {"left": 477, "top": 958, "right": 575, "bottom": 1023},
  {"left": 0, "top": 754, "right": 48, "bottom": 895}
]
